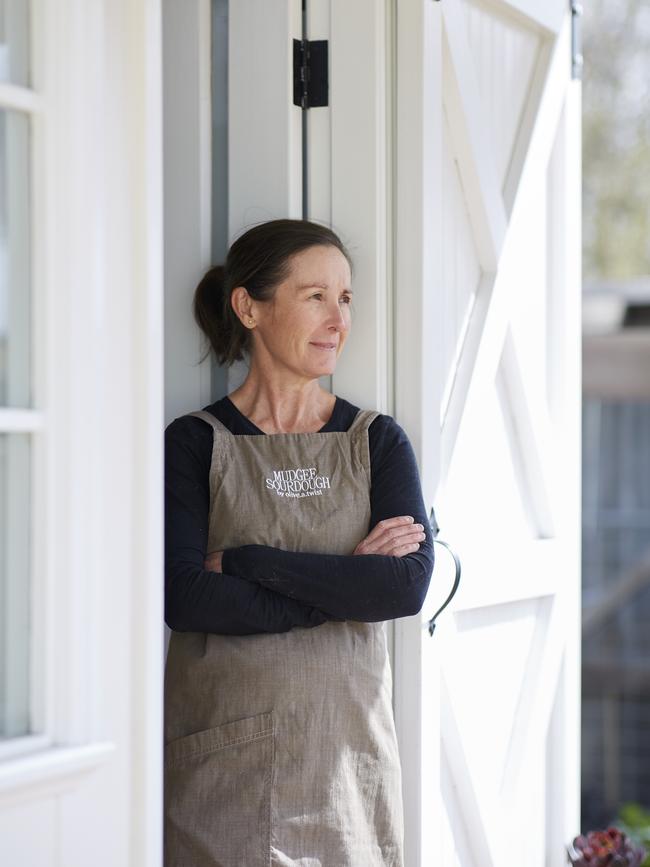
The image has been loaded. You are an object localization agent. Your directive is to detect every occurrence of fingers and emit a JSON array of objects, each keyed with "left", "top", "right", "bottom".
[
  {"left": 390, "top": 542, "right": 423, "bottom": 557},
  {"left": 354, "top": 516, "right": 427, "bottom": 556},
  {"left": 373, "top": 528, "right": 426, "bottom": 556},
  {"left": 204, "top": 550, "right": 223, "bottom": 572},
  {"left": 362, "top": 515, "right": 416, "bottom": 545}
]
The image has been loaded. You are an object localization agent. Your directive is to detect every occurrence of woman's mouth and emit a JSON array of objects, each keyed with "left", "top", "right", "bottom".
[{"left": 309, "top": 342, "right": 337, "bottom": 351}]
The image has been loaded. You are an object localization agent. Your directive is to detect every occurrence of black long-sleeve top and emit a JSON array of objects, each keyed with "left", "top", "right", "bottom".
[{"left": 165, "top": 394, "right": 434, "bottom": 635}]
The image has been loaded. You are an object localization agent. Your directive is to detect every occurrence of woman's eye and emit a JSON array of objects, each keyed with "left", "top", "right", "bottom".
[
  {"left": 311, "top": 292, "right": 323, "bottom": 300},
  {"left": 340, "top": 295, "right": 352, "bottom": 304}
]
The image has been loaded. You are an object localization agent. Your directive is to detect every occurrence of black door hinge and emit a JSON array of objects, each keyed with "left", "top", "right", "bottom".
[{"left": 293, "top": 39, "right": 328, "bottom": 108}]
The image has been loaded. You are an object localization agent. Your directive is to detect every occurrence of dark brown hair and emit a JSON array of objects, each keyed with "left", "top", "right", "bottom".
[{"left": 193, "top": 218, "right": 354, "bottom": 366}]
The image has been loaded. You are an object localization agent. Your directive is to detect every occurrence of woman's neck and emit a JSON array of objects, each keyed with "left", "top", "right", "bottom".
[{"left": 227, "top": 375, "right": 336, "bottom": 434}]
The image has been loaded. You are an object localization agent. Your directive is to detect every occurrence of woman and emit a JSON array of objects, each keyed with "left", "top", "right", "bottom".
[{"left": 164, "top": 218, "right": 435, "bottom": 867}]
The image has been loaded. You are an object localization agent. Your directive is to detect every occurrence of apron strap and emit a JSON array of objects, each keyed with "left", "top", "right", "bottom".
[
  {"left": 347, "top": 408, "right": 381, "bottom": 435},
  {"left": 188, "top": 407, "right": 381, "bottom": 436},
  {"left": 185, "top": 409, "right": 232, "bottom": 436}
]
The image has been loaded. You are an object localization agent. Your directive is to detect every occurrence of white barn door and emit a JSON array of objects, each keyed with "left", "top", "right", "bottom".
[{"left": 394, "top": 2, "right": 582, "bottom": 866}]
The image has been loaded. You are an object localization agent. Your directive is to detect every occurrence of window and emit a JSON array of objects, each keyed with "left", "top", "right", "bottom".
[{"left": 0, "top": 0, "right": 35, "bottom": 744}]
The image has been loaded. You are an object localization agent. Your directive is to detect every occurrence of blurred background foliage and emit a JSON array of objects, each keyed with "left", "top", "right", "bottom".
[
  {"left": 615, "top": 803, "right": 650, "bottom": 866},
  {"left": 583, "top": 0, "right": 650, "bottom": 282}
]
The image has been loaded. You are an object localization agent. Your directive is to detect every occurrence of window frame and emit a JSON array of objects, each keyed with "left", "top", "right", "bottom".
[{"left": 0, "top": 0, "right": 118, "bottom": 790}]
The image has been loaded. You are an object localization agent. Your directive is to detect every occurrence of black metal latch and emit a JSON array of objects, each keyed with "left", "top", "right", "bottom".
[
  {"left": 293, "top": 39, "right": 328, "bottom": 109},
  {"left": 427, "top": 505, "right": 462, "bottom": 636}
]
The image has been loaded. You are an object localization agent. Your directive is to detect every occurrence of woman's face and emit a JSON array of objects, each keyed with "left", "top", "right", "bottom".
[{"left": 245, "top": 245, "right": 353, "bottom": 381}]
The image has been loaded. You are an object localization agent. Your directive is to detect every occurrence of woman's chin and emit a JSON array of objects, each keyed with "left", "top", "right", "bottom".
[{"left": 304, "top": 362, "right": 337, "bottom": 379}]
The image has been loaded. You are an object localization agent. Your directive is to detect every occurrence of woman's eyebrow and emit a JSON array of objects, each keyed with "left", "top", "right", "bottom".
[{"left": 295, "top": 282, "right": 353, "bottom": 293}]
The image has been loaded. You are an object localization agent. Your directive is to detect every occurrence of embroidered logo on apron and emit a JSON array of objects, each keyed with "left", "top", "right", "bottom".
[{"left": 265, "top": 466, "right": 331, "bottom": 498}]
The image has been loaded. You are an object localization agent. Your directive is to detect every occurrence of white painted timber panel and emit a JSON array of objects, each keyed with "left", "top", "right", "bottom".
[{"left": 393, "top": 0, "right": 580, "bottom": 864}]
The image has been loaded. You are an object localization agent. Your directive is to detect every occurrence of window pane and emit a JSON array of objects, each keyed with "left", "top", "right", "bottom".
[
  {"left": 0, "top": 431, "right": 31, "bottom": 739},
  {"left": 0, "top": 109, "right": 31, "bottom": 408},
  {"left": 0, "top": 1, "right": 30, "bottom": 88}
]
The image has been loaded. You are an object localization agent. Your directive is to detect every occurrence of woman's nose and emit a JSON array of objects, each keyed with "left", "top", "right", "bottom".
[{"left": 328, "top": 303, "right": 348, "bottom": 331}]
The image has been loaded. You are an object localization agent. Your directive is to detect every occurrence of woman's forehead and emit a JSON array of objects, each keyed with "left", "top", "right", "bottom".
[{"left": 286, "top": 248, "right": 352, "bottom": 288}]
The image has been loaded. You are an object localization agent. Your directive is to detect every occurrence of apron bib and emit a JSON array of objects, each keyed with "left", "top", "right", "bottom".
[{"left": 163, "top": 408, "right": 404, "bottom": 867}]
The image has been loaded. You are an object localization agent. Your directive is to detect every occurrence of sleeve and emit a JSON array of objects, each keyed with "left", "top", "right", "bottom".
[
  {"left": 221, "top": 415, "right": 435, "bottom": 622},
  {"left": 164, "top": 418, "right": 335, "bottom": 635}
]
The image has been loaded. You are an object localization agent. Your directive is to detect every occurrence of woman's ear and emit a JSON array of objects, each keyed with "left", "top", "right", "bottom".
[{"left": 230, "top": 285, "right": 254, "bottom": 326}]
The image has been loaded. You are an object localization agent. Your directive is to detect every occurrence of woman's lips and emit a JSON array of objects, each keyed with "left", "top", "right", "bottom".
[{"left": 310, "top": 342, "right": 337, "bottom": 351}]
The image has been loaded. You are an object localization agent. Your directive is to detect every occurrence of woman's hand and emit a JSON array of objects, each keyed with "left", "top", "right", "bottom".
[
  {"left": 204, "top": 551, "right": 223, "bottom": 573},
  {"left": 353, "top": 515, "right": 426, "bottom": 557}
]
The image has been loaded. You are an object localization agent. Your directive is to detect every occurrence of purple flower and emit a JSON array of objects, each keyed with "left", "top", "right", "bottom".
[{"left": 567, "top": 827, "right": 646, "bottom": 867}]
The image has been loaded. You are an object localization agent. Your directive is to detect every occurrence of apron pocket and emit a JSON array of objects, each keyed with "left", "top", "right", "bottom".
[{"left": 164, "top": 710, "right": 274, "bottom": 867}]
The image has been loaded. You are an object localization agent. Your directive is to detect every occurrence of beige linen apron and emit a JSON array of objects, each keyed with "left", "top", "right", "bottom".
[{"left": 164, "top": 407, "right": 404, "bottom": 867}]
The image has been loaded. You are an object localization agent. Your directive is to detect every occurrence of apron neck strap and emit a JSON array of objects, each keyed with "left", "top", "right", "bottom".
[
  {"left": 186, "top": 410, "right": 232, "bottom": 436},
  {"left": 347, "top": 409, "right": 381, "bottom": 436}
]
